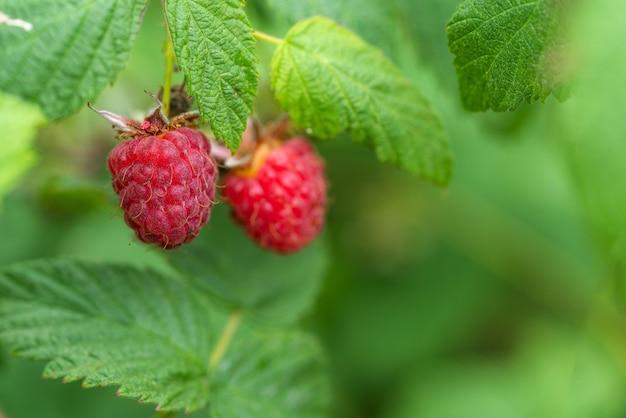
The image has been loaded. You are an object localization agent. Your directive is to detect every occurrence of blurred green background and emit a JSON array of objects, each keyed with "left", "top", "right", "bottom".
[{"left": 2, "top": 0, "right": 626, "bottom": 417}]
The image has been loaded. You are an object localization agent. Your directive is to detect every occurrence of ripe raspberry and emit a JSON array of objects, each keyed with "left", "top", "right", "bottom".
[
  {"left": 223, "top": 138, "right": 327, "bottom": 254},
  {"left": 108, "top": 127, "right": 217, "bottom": 249}
]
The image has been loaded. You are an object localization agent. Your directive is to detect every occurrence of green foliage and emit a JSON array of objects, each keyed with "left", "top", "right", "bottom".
[
  {"left": 0, "top": 355, "right": 152, "bottom": 418},
  {"left": 204, "top": 326, "right": 329, "bottom": 418},
  {"left": 271, "top": 17, "right": 452, "bottom": 185},
  {"left": 399, "top": 0, "right": 460, "bottom": 87},
  {"left": 0, "top": 260, "right": 329, "bottom": 415},
  {"left": 321, "top": 252, "right": 502, "bottom": 386},
  {"left": 559, "top": 0, "right": 626, "bottom": 285},
  {"left": 4, "top": 1, "right": 626, "bottom": 418},
  {"left": 0, "top": 261, "right": 216, "bottom": 412},
  {"left": 389, "top": 325, "right": 626, "bottom": 418},
  {"left": 263, "top": 0, "right": 342, "bottom": 21},
  {"left": 165, "top": 0, "right": 258, "bottom": 151},
  {"left": 0, "top": 93, "right": 44, "bottom": 203},
  {"left": 262, "top": 0, "right": 396, "bottom": 52},
  {"left": 0, "top": 0, "right": 148, "bottom": 120},
  {"left": 170, "top": 205, "right": 327, "bottom": 325},
  {"left": 447, "top": 0, "right": 563, "bottom": 111},
  {"left": 37, "top": 176, "right": 109, "bottom": 217}
]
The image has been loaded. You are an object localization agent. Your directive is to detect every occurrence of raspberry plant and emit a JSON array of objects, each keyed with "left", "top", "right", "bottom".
[
  {"left": 1, "top": 0, "right": 626, "bottom": 418},
  {"left": 0, "top": 0, "right": 450, "bottom": 415}
]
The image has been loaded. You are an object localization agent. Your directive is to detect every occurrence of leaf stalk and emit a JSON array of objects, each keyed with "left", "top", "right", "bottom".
[
  {"left": 253, "top": 30, "right": 283, "bottom": 46},
  {"left": 162, "top": 30, "right": 175, "bottom": 117},
  {"left": 208, "top": 310, "right": 243, "bottom": 372}
]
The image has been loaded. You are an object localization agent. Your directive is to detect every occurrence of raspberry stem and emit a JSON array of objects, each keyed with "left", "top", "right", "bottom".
[
  {"left": 253, "top": 30, "right": 283, "bottom": 46},
  {"left": 162, "top": 30, "right": 175, "bottom": 117},
  {"left": 208, "top": 310, "right": 243, "bottom": 372}
]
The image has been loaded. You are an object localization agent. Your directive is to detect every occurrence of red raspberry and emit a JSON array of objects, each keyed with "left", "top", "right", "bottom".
[
  {"left": 223, "top": 138, "right": 327, "bottom": 254},
  {"left": 108, "top": 127, "right": 217, "bottom": 249}
]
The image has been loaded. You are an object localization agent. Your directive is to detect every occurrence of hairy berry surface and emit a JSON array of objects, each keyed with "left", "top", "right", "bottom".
[
  {"left": 223, "top": 138, "right": 327, "bottom": 254},
  {"left": 108, "top": 127, "right": 217, "bottom": 248}
]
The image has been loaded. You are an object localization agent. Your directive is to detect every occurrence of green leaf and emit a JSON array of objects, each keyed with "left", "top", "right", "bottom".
[
  {"left": 165, "top": 0, "right": 259, "bottom": 151},
  {"left": 169, "top": 205, "right": 327, "bottom": 325},
  {"left": 0, "top": 260, "right": 329, "bottom": 415},
  {"left": 0, "top": 0, "right": 148, "bottom": 120},
  {"left": 447, "top": 0, "right": 563, "bottom": 111},
  {"left": 271, "top": 17, "right": 452, "bottom": 185},
  {"left": 0, "top": 92, "right": 45, "bottom": 203},
  {"left": 206, "top": 327, "right": 329, "bottom": 418}
]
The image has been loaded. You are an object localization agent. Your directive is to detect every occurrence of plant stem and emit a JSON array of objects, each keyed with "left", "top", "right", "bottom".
[
  {"left": 253, "top": 30, "right": 283, "bottom": 46},
  {"left": 162, "top": 31, "right": 175, "bottom": 117},
  {"left": 208, "top": 310, "right": 243, "bottom": 372}
]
